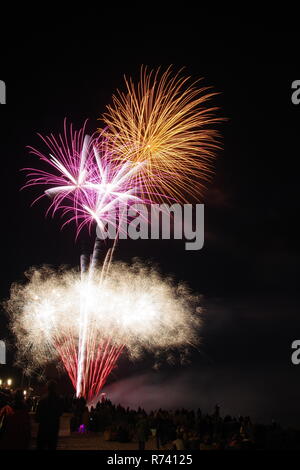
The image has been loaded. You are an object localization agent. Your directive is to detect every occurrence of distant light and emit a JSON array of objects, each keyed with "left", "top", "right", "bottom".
[
  {"left": 23, "top": 390, "right": 27, "bottom": 396},
  {"left": 0, "top": 379, "right": 2, "bottom": 386},
  {"left": 7, "top": 378, "right": 12, "bottom": 386}
]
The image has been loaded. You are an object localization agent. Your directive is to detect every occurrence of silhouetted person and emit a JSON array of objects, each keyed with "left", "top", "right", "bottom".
[
  {"left": 172, "top": 433, "right": 185, "bottom": 450},
  {"left": 213, "top": 404, "right": 220, "bottom": 419},
  {"left": 35, "top": 380, "right": 63, "bottom": 450},
  {"left": 0, "top": 389, "right": 31, "bottom": 450},
  {"left": 136, "top": 414, "right": 149, "bottom": 450}
]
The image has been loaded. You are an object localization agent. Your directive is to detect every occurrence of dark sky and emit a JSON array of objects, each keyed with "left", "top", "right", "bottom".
[{"left": 1, "top": 12, "right": 300, "bottom": 425}]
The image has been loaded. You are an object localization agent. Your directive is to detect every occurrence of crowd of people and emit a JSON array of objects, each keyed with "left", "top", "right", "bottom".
[
  {"left": 69, "top": 400, "right": 300, "bottom": 450},
  {"left": 0, "top": 381, "right": 64, "bottom": 450},
  {"left": 1, "top": 382, "right": 300, "bottom": 450}
]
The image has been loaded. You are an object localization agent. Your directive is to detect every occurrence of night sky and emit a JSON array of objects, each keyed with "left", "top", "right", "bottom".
[{"left": 1, "top": 12, "right": 300, "bottom": 426}]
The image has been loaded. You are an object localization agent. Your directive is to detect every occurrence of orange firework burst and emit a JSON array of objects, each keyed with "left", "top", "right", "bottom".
[{"left": 100, "top": 66, "right": 222, "bottom": 202}]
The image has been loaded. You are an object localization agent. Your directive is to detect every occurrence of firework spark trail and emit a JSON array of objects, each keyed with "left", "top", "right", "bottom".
[
  {"left": 77, "top": 238, "right": 109, "bottom": 397},
  {"left": 101, "top": 66, "right": 221, "bottom": 202},
  {"left": 6, "top": 260, "right": 201, "bottom": 402},
  {"left": 80, "top": 238, "right": 122, "bottom": 400},
  {"left": 78, "top": 243, "right": 128, "bottom": 400}
]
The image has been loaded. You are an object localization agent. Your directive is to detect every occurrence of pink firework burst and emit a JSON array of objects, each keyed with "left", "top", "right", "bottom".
[{"left": 23, "top": 119, "right": 146, "bottom": 238}]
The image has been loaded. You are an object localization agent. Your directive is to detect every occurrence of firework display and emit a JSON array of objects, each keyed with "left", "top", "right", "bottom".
[{"left": 7, "top": 67, "right": 219, "bottom": 402}]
